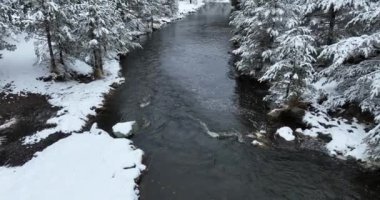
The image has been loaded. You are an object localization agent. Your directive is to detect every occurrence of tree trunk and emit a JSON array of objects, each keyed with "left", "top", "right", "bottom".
[
  {"left": 41, "top": 0, "right": 58, "bottom": 74},
  {"left": 89, "top": 16, "right": 103, "bottom": 79},
  {"left": 285, "top": 81, "right": 291, "bottom": 99},
  {"left": 286, "top": 60, "right": 297, "bottom": 100},
  {"left": 45, "top": 20, "right": 58, "bottom": 74},
  {"left": 59, "top": 45, "right": 65, "bottom": 65},
  {"left": 327, "top": 6, "right": 336, "bottom": 45},
  {"left": 41, "top": 2, "right": 58, "bottom": 75},
  {"left": 93, "top": 48, "right": 104, "bottom": 79}
]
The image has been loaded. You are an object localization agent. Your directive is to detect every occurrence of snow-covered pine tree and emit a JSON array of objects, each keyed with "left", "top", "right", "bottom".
[
  {"left": 315, "top": 2, "right": 380, "bottom": 161},
  {"left": 166, "top": 0, "right": 179, "bottom": 17},
  {"left": 349, "top": 0, "right": 380, "bottom": 162},
  {"left": 304, "top": 0, "right": 369, "bottom": 45},
  {"left": 318, "top": 32, "right": 380, "bottom": 74},
  {"left": 316, "top": 0, "right": 380, "bottom": 111},
  {"left": 118, "top": 0, "right": 150, "bottom": 33},
  {"left": 230, "top": 0, "right": 299, "bottom": 77},
  {"left": 75, "top": 0, "right": 140, "bottom": 78},
  {"left": 151, "top": 0, "right": 179, "bottom": 25},
  {"left": 21, "top": 0, "right": 72, "bottom": 74},
  {"left": 0, "top": 0, "right": 18, "bottom": 59},
  {"left": 260, "top": 27, "right": 316, "bottom": 105},
  {"left": 347, "top": 0, "right": 380, "bottom": 32},
  {"left": 51, "top": 1, "right": 77, "bottom": 67}
]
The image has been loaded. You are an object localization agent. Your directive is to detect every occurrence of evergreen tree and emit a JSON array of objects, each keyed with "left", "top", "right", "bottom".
[
  {"left": 304, "top": 0, "right": 369, "bottom": 45},
  {"left": 315, "top": 2, "right": 380, "bottom": 160},
  {"left": 0, "top": 0, "right": 18, "bottom": 59},
  {"left": 75, "top": 0, "right": 140, "bottom": 78},
  {"left": 260, "top": 27, "right": 316, "bottom": 105},
  {"left": 21, "top": 0, "right": 74, "bottom": 74},
  {"left": 230, "top": 0, "right": 300, "bottom": 77}
]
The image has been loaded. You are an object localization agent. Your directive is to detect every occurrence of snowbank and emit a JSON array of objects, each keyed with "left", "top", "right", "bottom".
[
  {"left": 296, "top": 78, "right": 374, "bottom": 162},
  {"left": 300, "top": 104, "right": 369, "bottom": 161},
  {"left": 0, "top": 39, "right": 124, "bottom": 144},
  {"left": 0, "top": 124, "right": 145, "bottom": 200},
  {"left": 276, "top": 127, "right": 295, "bottom": 141},
  {"left": 113, "top": 121, "right": 136, "bottom": 138}
]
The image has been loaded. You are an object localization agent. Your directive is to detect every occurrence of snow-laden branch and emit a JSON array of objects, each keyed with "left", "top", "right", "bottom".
[
  {"left": 347, "top": 2, "right": 380, "bottom": 27},
  {"left": 304, "top": 0, "right": 368, "bottom": 14},
  {"left": 319, "top": 32, "right": 380, "bottom": 73}
]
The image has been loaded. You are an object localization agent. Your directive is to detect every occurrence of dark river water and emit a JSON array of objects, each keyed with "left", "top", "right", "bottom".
[{"left": 97, "top": 3, "right": 379, "bottom": 200}]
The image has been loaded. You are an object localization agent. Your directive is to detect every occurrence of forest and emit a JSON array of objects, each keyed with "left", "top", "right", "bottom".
[
  {"left": 0, "top": 0, "right": 180, "bottom": 79},
  {"left": 230, "top": 0, "right": 380, "bottom": 162},
  {"left": 0, "top": 0, "right": 379, "bottom": 199}
]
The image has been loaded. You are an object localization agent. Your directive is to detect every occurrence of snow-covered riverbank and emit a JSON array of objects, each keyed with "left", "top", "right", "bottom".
[
  {"left": 0, "top": 2, "right": 206, "bottom": 199},
  {"left": 0, "top": 124, "right": 145, "bottom": 200},
  {"left": 272, "top": 80, "right": 378, "bottom": 166}
]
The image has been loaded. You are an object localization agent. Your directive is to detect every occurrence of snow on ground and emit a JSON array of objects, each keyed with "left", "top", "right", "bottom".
[
  {"left": 0, "top": 124, "right": 145, "bottom": 200},
  {"left": 113, "top": 121, "right": 136, "bottom": 138},
  {"left": 267, "top": 78, "right": 379, "bottom": 163},
  {"left": 178, "top": 0, "right": 205, "bottom": 17},
  {"left": 0, "top": 38, "right": 124, "bottom": 144},
  {"left": 0, "top": 1, "right": 209, "bottom": 143},
  {"left": 0, "top": 118, "right": 17, "bottom": 131},
  {"left": 0, "top": 3, "right": 213, "bottom": 199},
  {"left": 276, "top": 127, "right": 296, "bottom": 141},
  {"left": 153, "top": 1, "right": 207, "bottom": 29},
  {"left": 299, "top": 104, "right": 370, "bottom": 161},
  {"left": 296, "top": 78, "right": 372, "bottom": 161}
]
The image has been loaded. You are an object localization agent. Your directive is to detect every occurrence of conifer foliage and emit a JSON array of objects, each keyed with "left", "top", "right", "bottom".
[
  {"left": 231, "top": 0, "right": 380, "bottom": 160},
  {"left": 0, "top": 0, "right": 181, "bottom": 78},
  {"left": 0, "top": 0, "right": 18, "bottom": 59}
]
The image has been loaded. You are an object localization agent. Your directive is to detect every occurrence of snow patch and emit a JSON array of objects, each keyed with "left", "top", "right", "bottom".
[
  {"left": 178, "top": 1, "right": 205, "bottom": 17},
  {"left": 302, "top": 104, "right": 370, "bottom": 161},
  {"left": 252, "top": 140, "right": 264, "bottom": 146},
  {"left": 66, "top": 59, "right": 93, "bottom": 75},
  {"left": 0, "top": 38, "right": 124, "bottom": 144},
  {"left": 112, "top": 121, "right": 136, "bottom": 138},
  {"left": 0, "top": 124, "right": 145, "bottom": 200},
  {"left": 276, "top": 127, "right": 296, "bottom": 141},
  {"left": 0, "top": 118, "right": 17, "bottom": 131}
]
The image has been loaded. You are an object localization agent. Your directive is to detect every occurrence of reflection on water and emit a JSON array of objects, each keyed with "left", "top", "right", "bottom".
[{"left": 96, "top": 3, "right": 379, "bottom": 200}]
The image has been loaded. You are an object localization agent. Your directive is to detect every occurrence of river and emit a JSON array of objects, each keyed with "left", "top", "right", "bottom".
[{"left": 97, "top": 3, "right": 379, "bottom": 199}]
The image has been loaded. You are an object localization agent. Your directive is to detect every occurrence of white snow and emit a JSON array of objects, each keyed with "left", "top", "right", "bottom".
[
  {"left": 276, "top": 127, "right": 296, "bottom": 141},
  {"left": 153, "top": 1, "right": 229, "bottom": 30},
  {"left": 0, "top": 118, "right": 17, "bottom": 131},
  {"left": 178, "top": 1, "right": 205, "bottom": 17},
  {"left": 66, "top": 59, "right": 93, "bottom": 75},
  {"left": 0, "top": 1, "right": 208, "bottom": 144},
  {"left": 301, "top": 104, "right": 370, "bottom": 160},
  {"left": 252, "top": 140, "right": 264, "bottom": 146},
  {"left": 151, "top": 1, "right": 206, "bottom": 31},
  {"left": 112, "top": 121, "right": 136, "bottom": 138},
  {"left": 0, "top": 124, "right": 145, "bottom": 200},
  {"left": 0, "top": 38, "right": 124, "bottom": 144},
  {"left": 305, "top": 79, "right": 372, "bottom": 161}
]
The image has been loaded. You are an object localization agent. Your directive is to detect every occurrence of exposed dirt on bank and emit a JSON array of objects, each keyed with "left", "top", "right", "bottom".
[{"left": 0, "top": 93, "right": 68, "bottom": 166}]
